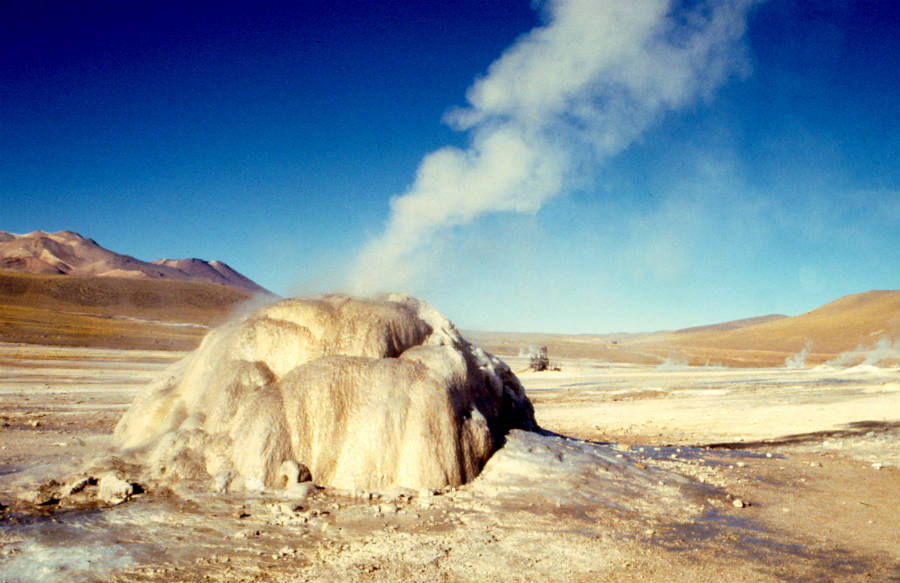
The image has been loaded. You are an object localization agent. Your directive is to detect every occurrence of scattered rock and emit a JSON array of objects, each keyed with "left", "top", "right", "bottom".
[
  {"left": 28, "top": 479, "right": 62, "bottom": 506},
  {"left": 98, "top": 474, "right": 134, "bottom": 505},
  {"left": 278, "top": 502, "right": 304, "bottom": 514},
  {"left": 732, "top": 498, "right": 747, "bottom": 508},
  {"left": 378, "top": 502, "right": 398, "bottom": 515},
  {"left": 871, "top": 462, "right": 883, "bottom": 470},
  {"left": 64, "top": 476, "right": 93, "bottom": 496}
]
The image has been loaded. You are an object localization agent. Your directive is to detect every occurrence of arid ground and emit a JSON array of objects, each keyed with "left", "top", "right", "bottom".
[{"left": 0, "top": 339, "right": 897, "bottom": 582}]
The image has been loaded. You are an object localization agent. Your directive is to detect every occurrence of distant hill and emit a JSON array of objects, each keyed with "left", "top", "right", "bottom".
[
  {"left": 641, "top": 290, "right": 899, "bottom": 365},
  {"left": 0, "top": 230, "right": 271, "bottom": 295},
  {"left": 674, "top": 314, "right": 787, "bottom": 334},
  {"left": 0, "top": 270, "right": 261, "bottom": 350},
  {"left": 468, "top": 290, "right": 899, "bottom": 367}
]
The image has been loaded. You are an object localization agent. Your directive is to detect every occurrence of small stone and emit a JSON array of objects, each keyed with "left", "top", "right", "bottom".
[
  {"left": 643, "top": 529, "right": 655, "bottom": 536},
  {"left": 765, "top": 453, "right": 773, "bottom": 458},
  {"left": 63, "top": 476, "right": 92, "bottom": 496},
  {"left": 280, "top": 502, "right": 304, "bottom": 514},
  {"left": 732, "top": 498, "right": 746, "bottom": 508},
  {"left": 736, "top": 461, "right": 746, "bottom": 468},
  {"left": 871, "top": 462, "right": 883, "bottom": 470},
  {"left": 98, "top": 474, "right": 134, "bottom": 505}
]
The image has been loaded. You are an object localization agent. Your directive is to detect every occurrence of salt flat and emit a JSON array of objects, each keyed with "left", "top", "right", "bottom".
[{"left": 0, "top": 344, "right": 897, "bottom": 582}]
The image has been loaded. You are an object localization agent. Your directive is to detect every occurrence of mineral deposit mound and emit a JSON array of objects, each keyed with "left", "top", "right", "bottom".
[{"left": 113, "top": 294, "right": 537, "bottom": 492}]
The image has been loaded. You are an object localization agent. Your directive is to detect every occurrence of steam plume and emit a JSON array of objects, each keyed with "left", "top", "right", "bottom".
[
  {"left": 824, "top": 336, "right": 900, "bottom": 367},
  {"left": 349, "top": 0, "right": 754, "bottom": 294},
  {"left": 785, "top": 340, "right": 813, "bottom": 369}
]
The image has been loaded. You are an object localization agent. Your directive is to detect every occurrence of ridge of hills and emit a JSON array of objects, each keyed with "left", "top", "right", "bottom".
[
  {"left": 0, "top": 230, "right": 896, "bottom": 365},
  {"left": 642, "top": 290, "right": 899, "bottom": 358},
  {"left": 674, "top": 314, "right": 787, "bottom": 334},
  {"left": 0, "top": 230, "right": 270, "bottom": 295},
  {"left": 467, "top": 290, "right": 899, "bottom": 367}
]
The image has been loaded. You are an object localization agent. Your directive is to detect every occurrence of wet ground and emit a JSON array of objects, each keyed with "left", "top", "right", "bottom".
[{"left": 1, "top": 344, "right": 898, "bottom": 582}]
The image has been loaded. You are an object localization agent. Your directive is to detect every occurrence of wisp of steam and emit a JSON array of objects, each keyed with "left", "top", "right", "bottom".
[{"left": 349, "top": 0, "right": 754, "bottom": 294}]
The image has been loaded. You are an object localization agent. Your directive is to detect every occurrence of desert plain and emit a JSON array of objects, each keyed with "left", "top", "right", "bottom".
[{"left": 0, "top": 278, "right": 898, "bottom": 582}]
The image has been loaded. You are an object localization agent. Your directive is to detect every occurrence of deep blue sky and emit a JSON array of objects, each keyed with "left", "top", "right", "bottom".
[{"left": 2, "top": 1, "right": 898, "bottom": 332}]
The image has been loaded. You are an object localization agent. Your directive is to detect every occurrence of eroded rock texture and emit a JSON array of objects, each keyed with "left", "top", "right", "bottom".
[{"left": 113, "top": 294, "right": 536, "bottom": 492}]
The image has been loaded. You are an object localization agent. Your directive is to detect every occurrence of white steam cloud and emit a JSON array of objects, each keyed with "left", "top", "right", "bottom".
[
  {"left": 349, "top": 0, "right": 754, "bottom": 294},
  {"left": 784, "top": 340, "right": 813, "bottom": 369},
  {"left": 824, "top": 336, "right": 900, "bottom": 368}
]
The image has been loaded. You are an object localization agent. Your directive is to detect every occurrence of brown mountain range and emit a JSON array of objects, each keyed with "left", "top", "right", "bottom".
[{"left": 0, "top": 230, "right": 270, "bottom": 295}]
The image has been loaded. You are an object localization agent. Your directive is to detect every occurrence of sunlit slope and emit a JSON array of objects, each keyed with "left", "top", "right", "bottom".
[
  {"left": 0, "top": 271, "right": 256, "bottom": 350},
  {"left": 467, "top": 291, "right": 899, "bottom": 367},
  {"left": 635, "top": 290, "right": 899, "bottom": 366}
]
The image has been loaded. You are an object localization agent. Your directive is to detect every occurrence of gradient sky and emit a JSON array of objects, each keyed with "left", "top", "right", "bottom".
[{"left": 2, "top": 1, "right": 898, "bottom": 333}]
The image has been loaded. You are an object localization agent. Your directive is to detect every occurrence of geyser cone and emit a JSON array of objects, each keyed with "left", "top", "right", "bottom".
[{"left": 113, "top": 294, "right": 537, "bottom": 492}]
